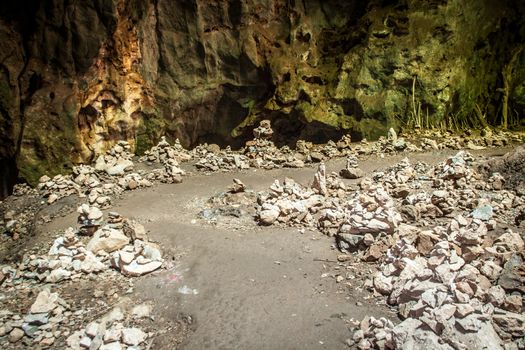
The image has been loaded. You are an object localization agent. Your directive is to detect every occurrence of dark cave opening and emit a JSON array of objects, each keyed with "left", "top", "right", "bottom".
[{"left": 0, "top": 157, "right": 18, "bottom": 200}]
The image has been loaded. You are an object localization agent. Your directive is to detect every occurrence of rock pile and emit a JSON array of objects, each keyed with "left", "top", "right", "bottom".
[
  {"left": 256, "top": 163, "right": 352, "bottom": 227},
  {"left": 38, "top": 174, "right": 81, "bottom": 204},
  {"left": 146, "top": 158, "right": 185, "bottom": 183},
  {"left": 0, "top": 289, "right": 69, "bottom": 347},
  {"left": 252, "top": 119, "right": 274, "bottom": 140},
  {"left": 335, "top": 185, "right": 402, "bottom": 260},
  {"left": 244, "top": 120, "right": 305, "bottom": 169},
  {"left": 140, "top": 136, "right": 192, "bottom": 164},
  {"left": 1, "top": 209, "right": 34, "bottom": 240},
  {"left": 95, "top": 142, "right": 135, "bottom": 177},
  {"left": 111, "top": 240, "right": 163, "bottom": 277},
  {"left": 10, "top": 229, "right": 108, "bottom": 284},
  {"left": 252, "top": 149, "right": 525, "bottom": 348},
  {"left": 354, "top": 222, "right": 525, "bottom": 349},
  {"left": 66, "top": 306, "right": 150, "bottom": 350},
  {"left": 195, "top": 147, "right": 250, "bottom": 172},
  {"left": 333, "top": 152, "right": 525, "bottom": 349},
  {"left": 11, "top": 184, "right": 38, "bottom": 197},
  {"left": 339, "top": 155, "right": 364, "bottom": 179},
  {"left": 117, "top": 173, "right": 153, "bottom": 191},
  {"left": 257, "top": 177, "right": 321, "bottom": 226},
  {"left": 1, "top": 204, "right": 164, "bottom": 288}
]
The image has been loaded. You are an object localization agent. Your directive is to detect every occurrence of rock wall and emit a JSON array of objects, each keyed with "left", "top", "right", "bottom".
[{"left": 0, "top": 0, "right": 524, "bottom": 193}]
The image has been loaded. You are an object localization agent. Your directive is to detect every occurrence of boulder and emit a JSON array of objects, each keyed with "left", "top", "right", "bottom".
[{"left": 87, "top": 228, "right": 130, "bottom": 253}]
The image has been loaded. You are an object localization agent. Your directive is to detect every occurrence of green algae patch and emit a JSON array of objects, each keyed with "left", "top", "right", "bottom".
[{"left": 135, "top": 112, "right": 166, "bottom": 155}]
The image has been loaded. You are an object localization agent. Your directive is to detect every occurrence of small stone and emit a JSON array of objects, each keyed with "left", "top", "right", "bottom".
[
  {"left": 103, "top": 327, "right": 122, "bottom": 343},
  {"left": 9, "top": 328, "right": 24, "bottom": 343},
  {"left": 100, "top": 342, "right": 122, "bottom": 350},
  {"left": 79, "top": 336, "right": 92, "bottom": 348},
  {"left": 387, "top": 128, "right": 397, "bottom": 141},
  {"left": 373, "top": 274, "right": 393, "bottom": 295},
  {"left": 340, "top": 167, "right": 364, "bottom": 179},
  {"left": 487, "top": 285, "right": 506, "bottom": 306},
  {"left": 46, "top": 268, "right": 71, "bottom": 283},
  {"left": 24, "top": 313, "right": 49, "bottom": 325},
  {"left": 492, "top": 310, "right": 525, "bottom": 337},
  {"left": 504, "top": 295, "right": 523, "bottom": 313},
  {"left": 131, "top": 304, "right": 152, "bottom": 319},
  {"left": 363, "top": 233, "right": 374, "bottom": 246},
  {"left": 87, "top": 207, "right": 104, "bottom": 221},
  {"left": 85, "top": 322, "right": 100, "bottom": 338},
  {"left": 259, "top": 208, "right": 280, "bottom": 225},
  {"left": 471, "top": 205, "right": 493, "bottom": 221},
  {"left": 22, "top": 323, "right": 39, "bottom": 338},
  {"left": 121, "top": 328, "right": 147, "bottom": 346},
  {"left": 31, "top": 290, "right": 59, "bottom": 314},
  {"left": 40, "top": 336, "right": 55, "bottom": 346}
]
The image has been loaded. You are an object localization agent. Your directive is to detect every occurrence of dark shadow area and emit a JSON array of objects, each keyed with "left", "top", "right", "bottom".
[{"left": 0, "top": 157, "right": 18, "bottom": 200}]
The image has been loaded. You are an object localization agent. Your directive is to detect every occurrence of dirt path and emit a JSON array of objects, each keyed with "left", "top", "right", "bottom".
[{"left": 33, "top": 148, "right": 512, "bottom": 349}]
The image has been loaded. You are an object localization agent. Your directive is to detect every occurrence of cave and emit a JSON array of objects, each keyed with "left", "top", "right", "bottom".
[{"left": 0, "top": 2, "right": 525, "bottom": 349}]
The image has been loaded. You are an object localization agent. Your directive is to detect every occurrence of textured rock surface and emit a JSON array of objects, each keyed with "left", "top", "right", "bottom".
[{"left": 0, "top": 0, "right": 524, "bottom": 194}]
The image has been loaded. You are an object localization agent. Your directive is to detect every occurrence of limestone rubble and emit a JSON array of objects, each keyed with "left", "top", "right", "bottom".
[{"left": 255, "top": 150, "right": 525, "bottom": 349}]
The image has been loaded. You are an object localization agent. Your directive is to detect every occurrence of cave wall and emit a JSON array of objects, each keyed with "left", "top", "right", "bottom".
[{"left": 0, "top": 0, "right": 524, "bottom": 191}]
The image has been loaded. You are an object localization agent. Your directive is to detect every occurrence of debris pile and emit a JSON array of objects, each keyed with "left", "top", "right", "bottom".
[
  {"left": 335, "top": 185, "right": 402, "bottom": 260},
  {"left": 95, "top": 142, "right": 135, "bottom": 177},
  {"left": 111, "top": 240, "right": 163, "bottom": 277},
  {"left": 257, "top": 177, "right": 321, "bottom": 226},
  {"left": 11, "top": 184, "right": 38, "bottom": 197},
  {"left": 1, "top": 204, "right": 163, "bottom": 288},
  {"left": 0, "top": 289, "right": 69, "bottom": 347},
  {"left": 66, "top": 305, "right": 151, "bottom": 350},
  {"left": 117, "top": 173, "right": 153, "bottom": 191},
  {"left": 256, "top": 163, "right": 351, "bottom": 227},
  {"left": 1, "top": 209, "right": 33, "bottom": 240},
  {"left": 38, "top": 174, "right": 81, "bottom": 204},
  {"left": 140, "top": 136, "right": 192, "bottom": 164},
  {"left": 195, "top": 147, "right": 250, "bottom": 172},
  {"left": 244, "top": 120, "right": 305, "bottom": 169},
  {"left": 353, "top": 223, "right": 525, "bottom": 349}
]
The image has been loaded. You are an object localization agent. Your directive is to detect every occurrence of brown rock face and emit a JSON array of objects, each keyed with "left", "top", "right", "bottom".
[{"left": 0, "top": 0, "right": 524, "bottom": 194}]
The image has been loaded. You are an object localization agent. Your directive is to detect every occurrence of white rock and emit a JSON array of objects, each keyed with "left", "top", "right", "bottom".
[
  {"left": 121, "top": 260, "right": 162, "bottom": 277},
  {"left": 87, "top": 207, "right": 104, "bottom": 221},
  {"left": 259, "top": 208, "right": 280, "bottom": 225},
  {"left": 121, "top": 328, "right": 147, "bottom": 346},
  {"left": 87, "top": 229, "right": 130, "bottom": 254},
  {"left": 46, "top": 268, "right": 71, "bottom": 283},
  {"left": 85, "top": 322, "right": 100, "bottom": 338},
  {"left": 100, "top": 342, "right": 122, "bottom": 350},
  {"left": 31, "top": 290, "right": 59, "bottom": 314},
  {"left": 106, "top": 159, "right": 134, "bottom": 176},
  {"left": 487, "top": 285, "right": 506, "bottom": 306},
  {"left": 103, "top": 327, "right": 122, "bottom": 343},
  {"left": 373, "top": 274, "right": 393, "bottom": 295},
  {"left": 79, "top": 336, "right": 92, "bottom": 348},
  {"left": 9, "top": 328, "right": 24, "bottom": 343},
  {"left": 131, "top": 304, "right": 152, "bottom": 319}
]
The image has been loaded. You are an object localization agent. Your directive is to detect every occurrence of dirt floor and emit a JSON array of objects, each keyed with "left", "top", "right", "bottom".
[{"left": 0, "top": 147, "right": 518, "bottom": 349}]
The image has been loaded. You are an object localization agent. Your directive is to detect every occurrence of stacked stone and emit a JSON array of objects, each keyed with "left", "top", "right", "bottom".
[
  {"left": 140, "top": 136, "right": 191, "bottom": 164},
  {"left": 339, "top": 155, "right": 364, "bottom": 179},
  {"left": 94, "top": 141, "right": 134, "bottom": 177},
  {"left": 38, "top": 174, "right": 80, "bottom": 204}
]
